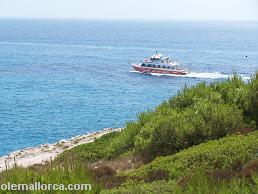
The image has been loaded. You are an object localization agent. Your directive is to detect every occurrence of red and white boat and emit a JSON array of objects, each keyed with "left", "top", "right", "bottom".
[{"left": 132, "top": 52, "right": 189, "bottom": 75}]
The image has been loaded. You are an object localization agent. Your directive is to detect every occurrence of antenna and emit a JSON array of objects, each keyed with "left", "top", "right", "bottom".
[{"left": 156, "top": 50, "right": 158, "bottom": 55}]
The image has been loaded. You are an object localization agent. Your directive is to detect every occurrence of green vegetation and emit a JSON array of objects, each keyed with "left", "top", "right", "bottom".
[
  {"left": 1, "top": 73, "right": 258, "bottom": 193},
  {"left": 101, "top": 180, "right": 178, "bottom": 194},
  {"left": 0, "top": 162, "right": 102, "bottom": 194},
  {"left": 122, "top": 131, "right": 258, "bottom": 179},
  {"left": 60, "top": 74, "right": 257, "bottom": 162},
  {"left": 102, "top": 174, "right": 257, "bottom": 194},
  {"left": 58, "top": 132, "right": 121, "bottom": 162}
]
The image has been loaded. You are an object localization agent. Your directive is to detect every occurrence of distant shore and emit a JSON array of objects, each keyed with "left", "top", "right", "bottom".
[{"left": 0, "top": 128, "right": 122, "bottom": 172}]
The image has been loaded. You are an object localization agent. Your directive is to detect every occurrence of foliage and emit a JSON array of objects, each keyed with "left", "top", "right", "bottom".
[
  {"left": 245, "top": 73, "right": 258, "bottom": 127},
  {"left": 178, "top": 172, "right": 258, "bottom": 194},
  {"left": 57, "top": 132, "right": 120, "bottom": 162},
  {"left": 124, "top": 132, "right": 258, "bottom": 180},
  {"left": 132, "top": 74, "right": 257, "bottom": 159},
  {"left": 134, "top": 100, "right": 246, "bottom": 159},
  {"left": 0, "top": 162, "right": 101, "bottom": 194},
  {"left": 102, "top": 174, "right": 257, "bottom": 194},
  {"left": 101, "top": 180, "right": 178, "bottom": 194},
  {"left": 58, "top": 74, "right": 258, "bottom": 163}
]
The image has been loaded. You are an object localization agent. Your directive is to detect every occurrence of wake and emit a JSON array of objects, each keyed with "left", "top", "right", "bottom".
[{"left": 130, "top": 70, "right": 250, "bottom": 81}]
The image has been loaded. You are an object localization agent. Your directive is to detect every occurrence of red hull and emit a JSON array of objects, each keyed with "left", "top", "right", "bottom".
[{"left": 133, "top": 65, "right": 187, "bottom": 75}]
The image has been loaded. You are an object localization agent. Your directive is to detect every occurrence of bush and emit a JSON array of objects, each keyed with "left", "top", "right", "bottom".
[
  {"left": 133, "top": 100, "right": 247, "bottom": 159},
  {"left": 245, "top": 73, "right": 258, "bottom": 127},
  {"left": 125, "top": 132, "right": 258, "bottom": 181},
  {"left": 178, "top": 172, "right": 257, "bottom": 194},
  {"left": 57, "top": 132, "right": 120, "bottom": 162},
  {"left": 103, "top": 173, "right": 257, "bottom": 194},
  {"left": 134, "top": 115, "right": 178, "bottom": 157},
  {"left": 101, "top": 180, "right": 178, "bottom": 194}
]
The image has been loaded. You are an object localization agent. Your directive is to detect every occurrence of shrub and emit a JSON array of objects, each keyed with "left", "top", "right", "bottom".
[
  {"left": 125, "top": 132, "right": 258, "bottom": 181},
  {"left": 57, "top": 132, "right": 120, "bottom": 162},
  {"left": 101, "top": 180, "right": 178, "bottom": 194},
  {"left": 133, "top": 100, "right": 247, "bottom": 159},
  {"left": 102, "top": 175, "right": 257, "bottom": 194},
  {"left": 132, "top": 75, "right": 256, "bottom": 159},
  {"left": 179, "top": 173, "right": 257, "bottom": 194},
  {"left": 133, "top": 114, "right": 178, "bottom": 158},
  {"left": 245, "top": 73, "right": 258, "bottom": 127}
]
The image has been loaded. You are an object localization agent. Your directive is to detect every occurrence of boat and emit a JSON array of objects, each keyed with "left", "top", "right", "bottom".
[{"left": 131, "top": 52, "right": 189, "bottom": 75}]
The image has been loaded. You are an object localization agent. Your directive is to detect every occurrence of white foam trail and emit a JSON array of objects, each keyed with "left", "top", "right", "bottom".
[
  {"left": 238, "top": 74, "right": 251, "bottom": 81},
  {"left": 185, "top": 72, "right": 229, "bottom": 79},
  {"left": 130, "top": 70, "right": 251, "bottom": 80}
]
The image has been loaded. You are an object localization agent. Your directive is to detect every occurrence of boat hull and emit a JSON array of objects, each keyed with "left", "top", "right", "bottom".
[{"left": 133, "top": 65, "right": 188, "bottom": 75}]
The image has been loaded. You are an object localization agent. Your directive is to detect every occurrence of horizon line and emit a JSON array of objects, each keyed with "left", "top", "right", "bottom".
[{"left": 0, "top": 17, "right": 257, "bottom": 23}]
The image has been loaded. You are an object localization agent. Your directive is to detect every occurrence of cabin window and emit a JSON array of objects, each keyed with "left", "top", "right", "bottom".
[
  {"left": 157, "top": 65, "right": 160, "bottom": 68},
  {"left": 162, "top": 65, "right": 166, "bottom": 68},
  {"left": 147, "top": 64, "right": 152, "bottom": 67},
  {"left": 141, "top": 63, "right": 146, "bottom": 67},
  {"left": 167, "top": 66, "right": 170, "bottom": 69},
  {"left": 152, "top": 65, "right": 156, "bottom": 67}
]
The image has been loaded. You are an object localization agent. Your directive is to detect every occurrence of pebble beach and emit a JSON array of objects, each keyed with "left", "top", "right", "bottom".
[{"left": 0, "top": 128, "right": 122, "bottom": 172}]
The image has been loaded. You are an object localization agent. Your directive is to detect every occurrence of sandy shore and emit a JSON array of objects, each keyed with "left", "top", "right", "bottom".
[{"left": 0, "top": 128, "right": 122, "bottom": 172}]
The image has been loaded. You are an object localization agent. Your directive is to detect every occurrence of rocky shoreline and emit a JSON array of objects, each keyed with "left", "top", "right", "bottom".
[{"left": 0, "top": 128, "right": 122, "bottom": 172}]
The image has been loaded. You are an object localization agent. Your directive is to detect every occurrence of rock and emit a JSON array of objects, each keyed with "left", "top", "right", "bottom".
[
  {"left": 59, "top": 139, "right": 67, "bottom": 144},
  {"left": 42, "top": 144, "right": 50, "bottom": 148}
]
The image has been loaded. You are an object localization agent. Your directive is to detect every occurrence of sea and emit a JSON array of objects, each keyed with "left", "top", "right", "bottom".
[{"left": 0, "top": 19, "right": 257, "bottom": 156}]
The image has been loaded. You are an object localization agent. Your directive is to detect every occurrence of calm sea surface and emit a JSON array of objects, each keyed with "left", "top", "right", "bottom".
[{"left": 0, "top": 20, "right": 257, "bottom": 156}]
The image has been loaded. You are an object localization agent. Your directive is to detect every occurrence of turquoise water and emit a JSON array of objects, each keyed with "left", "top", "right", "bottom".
[{"left": 0, "top": 20, "right": 257, "bottom": 156}]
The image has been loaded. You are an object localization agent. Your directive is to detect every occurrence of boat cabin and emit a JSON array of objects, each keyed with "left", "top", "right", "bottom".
[{"left": 141, "top": 63, "right": 176, "bottom": 69}]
